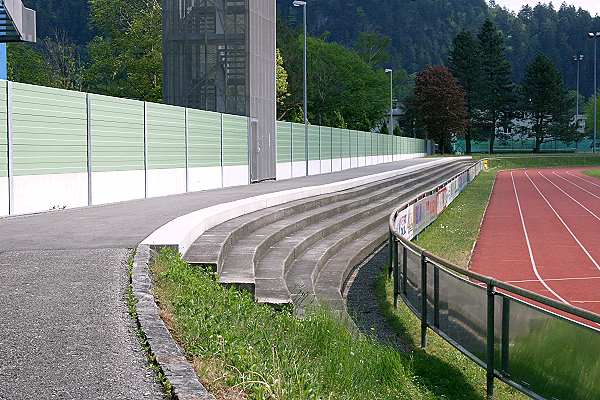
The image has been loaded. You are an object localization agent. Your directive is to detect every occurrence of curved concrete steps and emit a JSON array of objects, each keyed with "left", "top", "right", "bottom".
[{"left": 183, "top": 160, "right": 474, "bottom": 312}]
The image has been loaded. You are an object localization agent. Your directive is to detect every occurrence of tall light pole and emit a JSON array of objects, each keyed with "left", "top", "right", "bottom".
[
  {"left": 385, "top": 69, "right": 393, "bottom": 135},
  {"left": 293, "top": 0, "right": 308, "bottom": 175},
  {"left": 574, "top": 55, "right": 584, "bottom": 118},
  {"left": 589, "top": 32, "right": 600, "bottom": 154}
]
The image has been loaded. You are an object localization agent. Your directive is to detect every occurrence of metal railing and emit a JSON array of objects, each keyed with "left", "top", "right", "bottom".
[{"left": 388, "top": 160, "right": 600, "bottom": 400}]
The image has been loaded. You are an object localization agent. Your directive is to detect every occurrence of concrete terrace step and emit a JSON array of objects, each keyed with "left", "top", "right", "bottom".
[
  {"left": 185, "top": 161, "right": 463, "bottom": 270},
  {"left": 217, "top": 162, "right": 466, "bottom": 287},
  {"left": 183, "top": 160, "right": 475, "bottom": 312},
  {"left": 278, "top": 164, "right": 468, "bottom": 306}
]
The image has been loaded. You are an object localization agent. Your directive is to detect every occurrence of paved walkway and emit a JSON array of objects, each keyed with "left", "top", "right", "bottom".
[{"left": 0, "top": 159, "right": 431, "bottom": 399}]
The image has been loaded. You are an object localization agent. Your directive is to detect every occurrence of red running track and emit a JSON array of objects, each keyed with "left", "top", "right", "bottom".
[{"left": 470, "top": 167, "right": 600, "bottom": 315}]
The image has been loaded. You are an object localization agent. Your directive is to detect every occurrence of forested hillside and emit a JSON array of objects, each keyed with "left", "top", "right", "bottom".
[
  {"left": 18, "top": 0, "right": 600, "bottom": 98},
  {"left": 278, "top": 0, "right": 600, "bottom": 96}
]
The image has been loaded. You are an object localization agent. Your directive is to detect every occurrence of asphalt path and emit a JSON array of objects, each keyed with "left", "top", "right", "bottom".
[{"left": 0, "top": 159, "right": 431, "bottom": 399}]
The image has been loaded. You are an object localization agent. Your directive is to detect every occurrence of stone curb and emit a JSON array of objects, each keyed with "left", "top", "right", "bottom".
[{"left": 132, "top": 244, "right": 215, "bottom": 400}]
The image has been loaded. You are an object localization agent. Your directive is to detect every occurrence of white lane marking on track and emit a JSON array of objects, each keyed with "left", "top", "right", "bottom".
[
  {"left": 553, "top": 171, "right": 600, "bottom": 200},
  {"left": 572, "top": 300, "right": 600, "bottom": 304},
  {"left": 566, "top": 170, "right": 600, "bottom": 189},
  {"left": 510, "top": 171, "right": 569, "bottom": 304},
  {"left": 524, "top": 171, "right": 600, "bottom": 274},
  {"left": 507, "top": 276, "right": 600, "bottom": 284},
  {"left": 539, "top": 171, "right": 600, "bottom": 222}
]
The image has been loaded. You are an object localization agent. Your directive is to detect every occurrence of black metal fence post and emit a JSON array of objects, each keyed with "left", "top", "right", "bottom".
[
  {"left": 402, "top": 247, "right": 408, "bottom": 296},
  {"left": 420, "top": 252, "right": 428, "bottom": 349},
  {"left": 393, "top": 237, "right": 399, "bottom": 308},
  {"left": 388, "top": 232, "right": 394, "bottom": 278},
  {"left": 501, "top": 296, "right": 510, "bottom": 374},
  {"left": 486, "top": 283, "right": 496, "bottom": 400},
  {"left": 433, "top": 266, "right": 440, "bottom": 328}
]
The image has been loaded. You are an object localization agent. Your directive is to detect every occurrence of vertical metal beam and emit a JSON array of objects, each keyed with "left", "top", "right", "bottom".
[
  {"left": 143, "top": 101, "right": 148, "bottom": 198},
  {"left": 185, "top": 107, "right": 189, "bottom": 192},
  {"left": 6, "top": 81, "right": 13, "bottom": 215},
  {"left": 86, "top": 93, "right": 92, "bottom": 206},
  {"left": 220, "top": 113, "right": 224, "bottom": 188},
  {"left": 486, "top": 283, "right": 496, "bottom": 400},
  {"left": 420, "top": 252, "right": 428, "bottom": 349},
  {"left": 388, "top": 233, "right": 394, "bottom": 278}
]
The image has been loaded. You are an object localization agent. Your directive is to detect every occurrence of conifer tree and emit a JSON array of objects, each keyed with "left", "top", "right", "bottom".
[
  {"left": 521, "top": 54, "right": 572, "bottom": 152},
  {"left": 448, "top": 30, "right": 481, "bottom": 154},
  {"left": 478, "top": 19, "right": 514, "bottom": 154}
]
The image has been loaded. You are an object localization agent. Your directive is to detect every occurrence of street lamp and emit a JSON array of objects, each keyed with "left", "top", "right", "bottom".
[
  {"left": 589, "top": 32, "right": 600, "bottom": 153},
  {"left": 293, "top": 0, "right": 308, "bottom": 175},
  {"left": 385, "top": 69, "right": 393, "bottom": 135},
  {"left": 574, "top": 55, "right": 584, "bottom": 118}
]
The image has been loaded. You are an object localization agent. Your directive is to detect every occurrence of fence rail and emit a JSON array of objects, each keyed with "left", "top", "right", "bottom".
[{"left": 388, "top": 160, "right": 600, "bottom": 400}]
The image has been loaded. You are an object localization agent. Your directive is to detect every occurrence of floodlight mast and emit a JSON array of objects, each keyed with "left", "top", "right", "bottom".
[{"left": 293, "top": 0, "right": 308, "bottom": 175}]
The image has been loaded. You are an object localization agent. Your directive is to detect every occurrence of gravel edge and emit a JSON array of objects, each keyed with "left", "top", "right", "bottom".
[{"left": 132, "top": 244, "right": 215, "bottom": 400}]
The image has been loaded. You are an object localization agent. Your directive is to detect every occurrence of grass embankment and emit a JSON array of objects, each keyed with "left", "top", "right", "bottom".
[
  {"left": 473, "top": 153, "right": 600, "bottom": 170},
  {"left": 378, "top": 169, "right": 524, "bottom": 400},
  {"left": 413, "top": 170, "right": 496, "bottom": 267},
  {"left": 152, "top": 249, "right": 521, "bottom": 399},
  {"left": 583, "top": 169, "right": 600, "bottom": 180}
]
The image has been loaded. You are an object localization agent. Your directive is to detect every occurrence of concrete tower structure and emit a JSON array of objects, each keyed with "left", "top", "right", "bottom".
[{"left": 163, "top": 0, "right": 276, "bottom": 182}]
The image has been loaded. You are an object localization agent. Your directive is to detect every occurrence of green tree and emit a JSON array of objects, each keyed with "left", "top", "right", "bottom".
[
  {"left": 7, "top": 43, "right": 52, "bottom": 86},
  {"left": 448, "top": 30, "right": 481, "bottom": 154},
  {"left": 584, "top": 94, "right": 600, "bottom": 150},
  {"left": 521, "top": 55, "right": 572, "bottom": 152},
  {"left": 353, "top": 31, "right": 391, "bottom": 68},
  {"left": 41, "top": 32, "right": 85, "bottom": 91},
  {"left": 414, "top": 66, "right": 468, "bottom": 153},
  {"left": 281, "top": 35, "right": 388, "bottom": 130},
  {"left": 276, "top": 48, "right": 291, "bottom": 118},
  {"left": 478, "top": 19, "right": 514, "bottom": 154},
  {"left": 86, "top": 0, "right": 162, "bottom": 102},
  {"left": 380, "top": 122, "right": 389, "bottom": 135}
]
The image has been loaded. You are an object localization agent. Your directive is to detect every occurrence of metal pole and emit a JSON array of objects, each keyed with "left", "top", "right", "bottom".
[
  {"left": 594, "top": 37, "right": 597, "bottom": 154},
  {"left": 420, "top": 252, "right": 428, "bottom": 349},
  {"left": 486, "top": 283, "right": 496, "bottom": 399},
  {"left": 576, "top": 56, "right": 580, "bottom": 117},
  {"left": 389, "top": 71, "right": 393, "bottom": 135},
  {"left": 303, "top": 4, "right": 309, "bottom": 175}
]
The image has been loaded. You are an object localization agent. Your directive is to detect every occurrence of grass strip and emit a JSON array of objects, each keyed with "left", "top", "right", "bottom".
[
  {"left": 472, "top": 154, "right": 600, "bottom": 170},
  {"left": 583, "top": 169, "right": 600, "bottom": 180},
  {"left": 376, "top": 274, "right": 526, "bottom": 400},
  {"left": 126, "top": 253, "right": 174, "bottom": 398},
  {"left": 152, "top": 248, "right": 522, "bottom": 399},
  {"left": 414, "top": 170, "right": 496, "bottom": 267}
]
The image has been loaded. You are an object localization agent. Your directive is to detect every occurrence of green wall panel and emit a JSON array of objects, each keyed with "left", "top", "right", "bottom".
[
  {"left": 358, "top": 131, "right": 366, "bottom": 157},
  {"left": 12, "top": 82, "right": 87, "bottom": 176},
  {"left": 319, "top": 126, "right": 331, "bottom": 160},
  {"left": 188, "top": 109, "right": 222, "bottom": 168},
  {"left": 341, "top": 129, "right": 350, "bottom": 157},
  {"left": 378, "top": 134, "right": 386, "bottom": 156},
  {"left": 332, "top": 128, "right": 342, "bottom": 159},
  {"left": 0, "top": 81, "right": 7, "bottom": 177},
  {"left": 369, "top": 133, "right": 379, "bottom": 156},
  {"left": 349, "top": 130, "right": 357, "bottom": 159},
  {"left": 89, "top": 94, "right": 144, "bottom": 172},
  {"left": 146, "top": 102, "right": 186, "bottom": 169},
  {"left": 292, "top": 123, "right": 306, "bottom": 162},
  {"left": 222, "top": 114, "right": 248, "bottom": 166},
  {"left": 388, "top": 135, "right": 393, "bottom": 155},
  {"left": 308, "top": 125, "right": 320, "bottom": 160},
  {"left": 276, "top": 121, "right": 292, "bottom": 163}
]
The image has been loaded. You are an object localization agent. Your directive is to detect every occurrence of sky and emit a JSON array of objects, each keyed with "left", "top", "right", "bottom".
[{"left": 493, "top": 0, "right": 600, "bottom": 16}]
